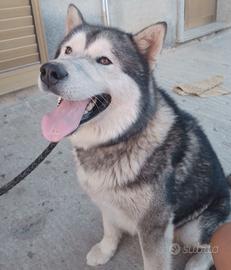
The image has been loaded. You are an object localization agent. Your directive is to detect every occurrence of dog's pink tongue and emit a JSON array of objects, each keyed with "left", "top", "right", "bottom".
[{"left": 41, "top": 99, "right": 89, "bottom": 142}]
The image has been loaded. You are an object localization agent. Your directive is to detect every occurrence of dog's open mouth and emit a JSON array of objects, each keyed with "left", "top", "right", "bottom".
[{"left": 41, "top": 94, "right": 111, "bottom": 142}]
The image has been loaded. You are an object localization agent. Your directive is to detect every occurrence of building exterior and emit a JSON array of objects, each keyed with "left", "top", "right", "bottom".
[
  {"left": 40, "top": 0, "right": 231, "bottom": 58},
  {"left": 1, "top": 0, "right": 231, "bottom": 94}
]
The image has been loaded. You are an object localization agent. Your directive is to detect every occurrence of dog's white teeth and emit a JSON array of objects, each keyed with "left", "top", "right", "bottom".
[
  {"left": 86, "top": 101, "right": 95, "bottom": 112},
  {"left": 57, "top": 97, "right": 62, "bottom": 106}
]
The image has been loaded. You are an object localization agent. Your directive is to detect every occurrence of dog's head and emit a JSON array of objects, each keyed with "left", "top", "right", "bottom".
[{"left": 39, "top": 4, "right": 166, "bottom": 148}]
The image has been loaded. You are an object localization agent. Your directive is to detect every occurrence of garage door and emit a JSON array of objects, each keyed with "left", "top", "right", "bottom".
[{"left": 0, "top": 0, "right": 47, "bottom": 95}]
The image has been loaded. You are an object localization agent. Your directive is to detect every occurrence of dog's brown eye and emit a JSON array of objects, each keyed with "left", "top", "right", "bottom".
[
  {"left": 97, "top": 56, "right": 112, "bottom": 65},
  {"left": 65, "top": 46, "right": 72, "bottom": 55}
]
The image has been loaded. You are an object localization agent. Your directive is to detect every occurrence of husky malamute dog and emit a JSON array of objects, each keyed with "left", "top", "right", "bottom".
[{"left": 39, "top": 4, "right": 230, "bottom": 270}]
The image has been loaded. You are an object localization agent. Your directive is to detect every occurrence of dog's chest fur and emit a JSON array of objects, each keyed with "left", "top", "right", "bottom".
[
  {"left": 74, "top": 141, "right": 154, "bottom": 234},
  {"left": 72, "top": 102, "right": 175, "bottom": 233}
]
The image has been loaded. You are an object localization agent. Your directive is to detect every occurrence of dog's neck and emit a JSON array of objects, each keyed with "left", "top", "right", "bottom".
[{"left": 103, "top": 77, "right": 158, "bottom": 147}]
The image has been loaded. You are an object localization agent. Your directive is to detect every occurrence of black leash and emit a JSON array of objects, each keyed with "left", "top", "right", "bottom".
[{"left": 0, "top": 142, "right": 58, "bottom": 196}]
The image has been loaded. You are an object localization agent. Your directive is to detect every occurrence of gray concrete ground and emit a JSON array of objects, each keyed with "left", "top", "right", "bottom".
[{"left": 0, "top": 29, "right": 231, "bottom": 270}]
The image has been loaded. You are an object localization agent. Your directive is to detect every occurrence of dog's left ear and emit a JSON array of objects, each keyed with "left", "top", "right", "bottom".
[
  {"left": 66, "top": 4, "right": 85, "bottom": 34},
  {"left": 133, "top": 22, "right": 167, "bottom": 69}
]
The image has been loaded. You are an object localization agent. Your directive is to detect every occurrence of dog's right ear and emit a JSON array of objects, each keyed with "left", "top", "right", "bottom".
[{"left": 66, "top": 4, "right": 85, "bottom": 34}]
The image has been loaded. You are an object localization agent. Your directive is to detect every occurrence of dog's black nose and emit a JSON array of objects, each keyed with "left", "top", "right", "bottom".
[{"left": 40, "top": 63, "right": 68, "bottom": 87}]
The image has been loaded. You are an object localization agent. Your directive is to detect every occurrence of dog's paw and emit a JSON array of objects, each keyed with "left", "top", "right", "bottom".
[{"left": 86, "top": 243, "right": 113, "bottom": 266}]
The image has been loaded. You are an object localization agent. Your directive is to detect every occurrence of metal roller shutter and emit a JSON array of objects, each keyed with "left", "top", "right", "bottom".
[{"left": 0, "top": 0, "right": 48, "bottom": 95}]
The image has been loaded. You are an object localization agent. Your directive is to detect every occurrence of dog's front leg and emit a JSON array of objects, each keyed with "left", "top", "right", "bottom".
[
  {"left": 138, "top": 219, "right": 173, "bottom": 270},
  {"left": 87, "top": 211, "right": 122, "bottom": 266}
]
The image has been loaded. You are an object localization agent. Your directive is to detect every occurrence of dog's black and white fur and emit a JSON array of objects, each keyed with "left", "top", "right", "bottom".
[{"left": 39, "top": 4, "right": 231, "bottom": 270}]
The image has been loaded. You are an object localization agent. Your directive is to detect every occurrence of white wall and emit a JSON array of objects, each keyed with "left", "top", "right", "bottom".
[
  {"left": 217, "top": 0, "right": 231, "bottom": 24},
  {"left": 110, "top": 0, "right": 177, "bottom": 47}
]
